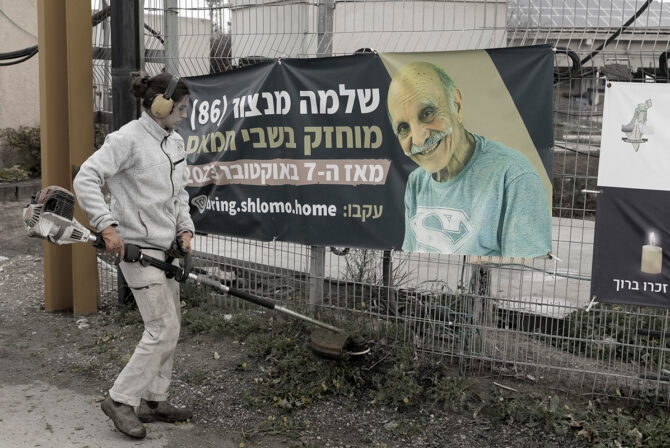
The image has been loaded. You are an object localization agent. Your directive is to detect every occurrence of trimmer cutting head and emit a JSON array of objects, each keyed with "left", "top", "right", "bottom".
[{"left": 309, "top": 328, "right": 370, "bottom": 359}]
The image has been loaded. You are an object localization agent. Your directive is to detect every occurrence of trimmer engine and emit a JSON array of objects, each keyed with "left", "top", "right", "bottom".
[{"left": 23, "top": 186, "right": 94, "bottom": 245}]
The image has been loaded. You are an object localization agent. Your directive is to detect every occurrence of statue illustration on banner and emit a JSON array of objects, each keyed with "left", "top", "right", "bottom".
[{"left": 621, "top": 98, "right": 652, "bottom": 152}]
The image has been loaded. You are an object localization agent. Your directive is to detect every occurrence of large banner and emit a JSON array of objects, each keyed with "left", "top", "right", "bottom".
[
  {"left": 591, "top": 82, "right": 670, "bottom": 307},
  {"left": 181, "top": 45, "right": 554, "bottom": 257}
]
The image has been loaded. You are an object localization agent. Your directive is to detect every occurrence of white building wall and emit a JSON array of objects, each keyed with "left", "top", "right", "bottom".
[
  {"left": 332, "top": 0, "right": 508, "bottom": 53},
  {"left": 0, "top": 0, "right": 39, "bottom": 129},
  {"left": 143, "top": 12, "right": 213, "bottom": 76},
  {"left": 229, "top": 1, "right": 314, "bottom": 59},
  {"left": 229, "top": 0, "right": 508, "bottom": 60}
]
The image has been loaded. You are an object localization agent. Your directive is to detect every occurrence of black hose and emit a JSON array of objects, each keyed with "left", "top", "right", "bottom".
[
  {"left": 580, "top": 0, "right": 653, "bottom": 66},
  {"left": 0, "top": 46, "right": 38, "bottom": 60},
  {"left": 92, "top": 6, "right": 111, "bottom": 27},
  {"left": 0, "top": 46, "right": 38, "bottom": 66}
]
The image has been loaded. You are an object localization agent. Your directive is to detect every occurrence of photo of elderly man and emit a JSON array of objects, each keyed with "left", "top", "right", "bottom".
[{"left": 386, "top": 61, "right": 551, "bottom": 258}]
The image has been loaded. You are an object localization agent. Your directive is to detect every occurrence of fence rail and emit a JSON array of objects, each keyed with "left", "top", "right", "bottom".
[{"left": 83, "top": 0, "right": 670, "bottom": 402}]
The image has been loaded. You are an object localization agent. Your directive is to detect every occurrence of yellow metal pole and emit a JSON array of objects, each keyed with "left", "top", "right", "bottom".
[
  {"left": 38, "top": 0, "right": 98, "bottom": 313},
  {"left": 38, "top": 0, "right": 73, "bottom": 312},
  {"left": 66, "top": 0, "right": 98, "bottom": 314}
]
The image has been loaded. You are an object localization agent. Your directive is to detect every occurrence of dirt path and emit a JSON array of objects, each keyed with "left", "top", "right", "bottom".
[
  {"left": 0, "top": 200, "right": 244, "bottom": 447},
  {"left": 0, "top": 382, "right": 196, "bottom": 448}
]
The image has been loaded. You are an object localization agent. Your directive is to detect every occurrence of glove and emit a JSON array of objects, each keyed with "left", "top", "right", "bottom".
[
  {"left": 169, "top": 232, "right": 192, "bottom": 258},
  {"left": 100, "top": 225, "right": 124, "bottom": 262}
]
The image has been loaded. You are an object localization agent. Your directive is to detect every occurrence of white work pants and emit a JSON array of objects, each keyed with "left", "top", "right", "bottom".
[{"left": 109, "top": 249, "right": 181, "bottom": 407}]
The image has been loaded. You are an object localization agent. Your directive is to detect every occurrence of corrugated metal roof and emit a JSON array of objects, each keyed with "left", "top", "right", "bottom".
[{"left": 508, "top": 0, "right": 670, "bottom": 28}]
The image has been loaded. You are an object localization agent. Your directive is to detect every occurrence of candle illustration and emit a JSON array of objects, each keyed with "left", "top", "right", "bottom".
[{"left": 641, "top": 232, "right": 663, "bottom": 274}]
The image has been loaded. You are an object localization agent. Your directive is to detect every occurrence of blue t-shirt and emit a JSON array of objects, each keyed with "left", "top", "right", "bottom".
[{"left": 402, "top": 134, "right": 551, "bottom": 258}]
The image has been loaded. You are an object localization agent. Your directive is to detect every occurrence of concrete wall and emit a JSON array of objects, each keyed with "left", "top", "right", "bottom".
[
  {"left": 0, "top": 0, "right": 39, "bottom": 129},
  {"left": 229, "top": 0, "right": 508, "bottom": 59}
]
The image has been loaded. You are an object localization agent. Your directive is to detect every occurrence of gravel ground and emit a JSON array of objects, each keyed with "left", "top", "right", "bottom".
[{"left": 0, "top": 199, "right": 592, "bottom": 448}]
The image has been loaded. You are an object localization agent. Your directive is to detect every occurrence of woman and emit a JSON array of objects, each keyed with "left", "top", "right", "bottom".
[{"left": 73, "top": 71, "right": 195, "bottom": 439}]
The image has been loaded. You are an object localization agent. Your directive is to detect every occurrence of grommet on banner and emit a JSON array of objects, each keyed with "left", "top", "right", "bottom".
[{"left": 585, "top": 295, "right": 598, "bottom": 312}]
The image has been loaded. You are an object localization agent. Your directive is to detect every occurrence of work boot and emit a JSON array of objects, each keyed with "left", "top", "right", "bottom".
[
  {"left": 137, "top": 399, "right": 193, "bottom": 423},
  {"left": 100, "top": 396, "right": 146, "bottom": 439}
]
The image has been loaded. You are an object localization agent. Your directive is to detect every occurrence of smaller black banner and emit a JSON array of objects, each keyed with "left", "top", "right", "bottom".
[{"left": 591, "top": 186, "right": 670, "bottom": 307}]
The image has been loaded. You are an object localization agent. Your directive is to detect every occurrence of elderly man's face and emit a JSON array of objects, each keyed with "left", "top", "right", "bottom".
[{"left": 387, "top": 67, "right": 464, "bottom": 174}]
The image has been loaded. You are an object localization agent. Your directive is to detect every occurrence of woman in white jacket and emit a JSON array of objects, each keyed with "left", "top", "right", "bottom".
[{"left": 74, "top": 71, "right": 195, "bottom": 439}]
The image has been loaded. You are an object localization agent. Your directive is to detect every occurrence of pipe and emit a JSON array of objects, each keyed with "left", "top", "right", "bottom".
[{"left": 580, "top": 0, "right": 653, "bottom": 66}]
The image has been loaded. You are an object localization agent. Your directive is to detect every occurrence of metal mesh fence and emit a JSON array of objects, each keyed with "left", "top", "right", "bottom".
[{"left": 82, "top": 0, "right": 670, "bottom": 401}]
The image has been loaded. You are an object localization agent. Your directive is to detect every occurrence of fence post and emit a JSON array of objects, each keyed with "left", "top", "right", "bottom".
[
  {"left": 309, "top": 246, "right": 326, "bottom": 315},
  {"left": 111, "top": 0, "right": 141, "bottom": 307},
  {"left": 111, "top": 0, "right": 141, "bottom": 131},
  {"left": 468, "top": 263, "right": 492, "bottom": 354},
  {"left": 308, "top": 0, "right": 333, "bottom": 318},
  {"left": 382, "top": 250, "right": 398, "bottom": 315},
  {"left": 164, "top": 0, "right": 180, "bottom": 75},
  {"left": 317, "top": 0, "right": 334, "bottom": 56}
]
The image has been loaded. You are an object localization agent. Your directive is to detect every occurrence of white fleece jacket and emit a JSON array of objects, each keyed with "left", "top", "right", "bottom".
[{"left": 73, "top": 112, "right": 195, "bottom": 250}]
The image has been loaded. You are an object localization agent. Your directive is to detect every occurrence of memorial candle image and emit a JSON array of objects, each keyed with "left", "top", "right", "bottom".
[{"left": 641, "top": 232, "right": 663, "bottom": 274}]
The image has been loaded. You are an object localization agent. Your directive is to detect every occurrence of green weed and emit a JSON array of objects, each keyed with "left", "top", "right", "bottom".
[
  {"left": 0, "top": 165, "right": 28, "bottom": 182},
  {"left": 121, "top": 287, "right": 670, "bottom": 446}
]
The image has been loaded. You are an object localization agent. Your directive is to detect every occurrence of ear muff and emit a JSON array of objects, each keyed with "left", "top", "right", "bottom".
[{"left": 150, "top": 75, "right": 179, "bottom": 118}]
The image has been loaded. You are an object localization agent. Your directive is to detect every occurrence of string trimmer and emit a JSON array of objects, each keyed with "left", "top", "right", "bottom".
[{"left": 22, "top": 186, "right": 369, "bottom": 359}]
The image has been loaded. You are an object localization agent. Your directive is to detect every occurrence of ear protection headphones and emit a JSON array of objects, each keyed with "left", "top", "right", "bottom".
[{"left": 150, "top": 75, "right": 179, "bottom": 118}]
